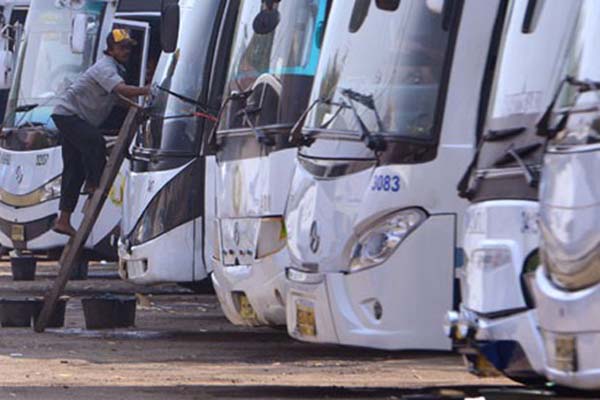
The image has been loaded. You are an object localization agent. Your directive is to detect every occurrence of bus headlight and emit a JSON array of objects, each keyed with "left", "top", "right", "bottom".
[
  {"left": 470, "top": 247, "right": 512, "bottom": 271},
  {"left": 0, "top": 175, "right": 61, "bottom": 207},
  {"left": 540, "top": 205, "right": 600, "bottom": 290},
  {"left": 542, "top": 247, "right": 600, "bottom": 290},
  {"left": 40, "top": 176, "right": 62, "bottom": 203},
  {"left": 349, "top": 208, "right": 427, "bottom": 272}
]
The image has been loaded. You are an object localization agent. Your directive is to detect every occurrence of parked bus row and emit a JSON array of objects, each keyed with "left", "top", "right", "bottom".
[{"left": 0, "top": 0, "right": 598, "bottom": 391}]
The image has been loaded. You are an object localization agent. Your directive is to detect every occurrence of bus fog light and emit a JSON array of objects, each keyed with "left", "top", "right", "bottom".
[
  {"left": 470, "top": 247, "right": 512, "bottom": 270},
  {"left": 349, "top": 208, "right": 427, "bottom": 272}
]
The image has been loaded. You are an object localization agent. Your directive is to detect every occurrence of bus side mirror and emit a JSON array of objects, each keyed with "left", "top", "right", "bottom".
[
  {"left": 253, "top": 9, "right": 280, "bottom": 34},
  {"left": 70, "top": 13, "right": 88, "bottom": 54},
  {"left": 160, "top": 0, "right": 180, "bottom": 53}
]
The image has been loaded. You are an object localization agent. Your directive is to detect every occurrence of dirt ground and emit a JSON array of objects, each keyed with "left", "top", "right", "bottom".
[{"left": 0, "top": 262, "right": 593, "bottom": 400}]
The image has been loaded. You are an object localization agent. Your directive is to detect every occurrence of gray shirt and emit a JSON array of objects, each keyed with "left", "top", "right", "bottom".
[{"left": 53, "top": 55, "right": 126, "bottom": 127}]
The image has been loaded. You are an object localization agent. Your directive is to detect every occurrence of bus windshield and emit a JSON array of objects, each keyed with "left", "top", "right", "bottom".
[
  {"left": 304, "top": 0, "right": 450, "bottom": 141},
  {"left": 218, "top": 0, "right": 327, "bottom": 131},
  {"left": 4, "top": 0, "right": 106, "bottom": 135},
  {"left": 485, "top": 1, "right": 579, "bottom": 132},
  {"left": 135, "top": 0, "right": 221, "bottom": 155}
]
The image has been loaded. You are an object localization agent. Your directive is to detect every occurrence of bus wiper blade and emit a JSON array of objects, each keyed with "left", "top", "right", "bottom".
[
  {"left": 238, "top": 106, "right": 275, "bottom": 146},
  {"left": 341, "top": 89, "right": 386, "bottom": 152},
  {"left": 493, "top": 143, "right": 542, "bottom": 187},
  {"left": 537, "top": 75, "right": 600, "bottom": 139},
  {"left": 15, "top": 104, "right": 39, "bottom": 113},
  {"left": 566, "top": 76, "right": 600, "bottom": 92},
  {"left": 230, "top": 88, "right": 276, "bottom": 146},
  {"left": 149, "top": 112, "right": 218, "bottom": 122},
  {"left": 457, "top": 126, "right": 526, "bottom": 199},
  {"left": 484, "top": 127, "right": 527, "bottom": 142},
  {"left": 341, "top": 88, "right": 385, "bottom": 132},
  {"left": 289, "top": 96, "right": 345, "bottom": 146},
  {"left": 206, "top": 89, "right": 255, "bottom": 152},
  {"left": 493, "top": 143, "right": 541, "bottom": 166},
  {"left": 156, "top": 85, "right": 219, "bottom": 115}
]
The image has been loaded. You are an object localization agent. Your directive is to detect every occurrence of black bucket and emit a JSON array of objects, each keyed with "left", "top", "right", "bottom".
[
  {"left": 0, "top": 298, "right": 37, "bottom": 327},
  {"left": 81, "top": 295, "right": 136, "bottom": 330},
  {"left": 10, "top": 257, "right": 37, "bottom": 281},
  {"left": 32, "top": 297, "right": 69, "bottom": 329},
  {"left": 0, "top": 297, "right": 69, "bottom": 328}
]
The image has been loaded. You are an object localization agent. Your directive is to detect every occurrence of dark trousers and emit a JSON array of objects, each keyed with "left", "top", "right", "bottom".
[{"left": 51, "top": 114, "right": 106, "bottom": 213}]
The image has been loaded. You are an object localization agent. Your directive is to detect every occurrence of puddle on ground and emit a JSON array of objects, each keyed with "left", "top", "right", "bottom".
[{"left": 49, "top": 328, "right": 173, "bottom": 340}]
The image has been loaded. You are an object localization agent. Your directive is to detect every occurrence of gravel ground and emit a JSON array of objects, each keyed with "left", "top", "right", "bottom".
[{"left": 0, "top": 261, "right": 594, "bottom": 399}]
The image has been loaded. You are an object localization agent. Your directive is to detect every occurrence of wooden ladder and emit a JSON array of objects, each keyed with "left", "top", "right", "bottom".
[{"left": 34, "top": 106, "right": 140, "bottom": 333}]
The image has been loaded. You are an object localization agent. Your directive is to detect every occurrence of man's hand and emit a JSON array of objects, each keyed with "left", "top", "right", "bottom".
[{"left": 114, "top": 83, "right": 151, "bottom": 98}]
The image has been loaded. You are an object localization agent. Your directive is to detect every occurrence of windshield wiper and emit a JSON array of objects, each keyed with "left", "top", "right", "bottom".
[
  {"left": 493, "top": 143, "right": 542, "bottom": 187},
  {"left": 457, "top": 126, "right": 528, "bottom": 198},
  {"left": 537, "top": 76, "right": 600, "bottom": 139},
  {"left": 341, "top": 88, "right": 386, "bottom": 152},
  {"left": 155, "top": 85, "right": 219, "bottom": 116},
  {"left": 483, "top": 127, "right": 527, "bottom": 142},
  {"left": 289, "top": 96, "right": 348, "bottom": 146},
  {"left": 205, "top": 89, "right": 254, "bottom": 151},
  {"left": 148, "top": 112, "right": 218, "bottom": 122},
  {"left": 226, "top": 87, "right": 278, "bottom": 146},
  {"left": 238, "top": 104, "right": 275, "bottom": 146},
  {"left": 15, "top": 104, "right": 39, "bottom": 113},
  {"left": 341, "top": 88, "right": 385, "bottom": 132}
]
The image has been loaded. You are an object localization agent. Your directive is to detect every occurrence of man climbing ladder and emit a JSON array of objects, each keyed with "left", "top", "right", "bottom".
[{"left": 51, "top": 29, "right": 150, "bottom": 236}]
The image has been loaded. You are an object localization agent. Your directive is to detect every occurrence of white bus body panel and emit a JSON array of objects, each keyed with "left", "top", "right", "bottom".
[
  {"left": 532, "top": 1, "right": 600, "bottom": 390},
  {"left": 288, "top": 214, "right": 455, "bottom": 350},
  {"left": 0, "top": 1, "right": 123, "bottom": 254},
  {"left": 0, "top": 146, "right": 125, "bottom": 250},
  {"left": 534, "top": 144, "right": 600, "bottom": 390},
  {"left": 534, "top": 270, "right": 600, "bottom": 390},
  {"left": 459, "top": 200, "right": 544, "bottom": 374},
  {"left": 213, "top": 147, "right": 296, "bottom": 326},
  {"left": 119, "top": 157, "right": 216, "bottom": 284},
  {"left": 461, "top": 201, "right": 539, "bottom": 313},
  {"left": 283, "top": 0, "right": 499, "bottom": 350}
]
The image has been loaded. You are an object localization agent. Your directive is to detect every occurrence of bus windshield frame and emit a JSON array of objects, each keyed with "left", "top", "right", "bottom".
[
  {"left": 4, "top": 0, "right": 107, "bottom": 134},
  {"left": 217, "top": 0, "right": 328, "bottom": 133},
  {"left": 302, "top": 0, "right": 454, "bottom": 145},
  {"left": 132, "top": 1, "right": 224, "bottom": 159}
]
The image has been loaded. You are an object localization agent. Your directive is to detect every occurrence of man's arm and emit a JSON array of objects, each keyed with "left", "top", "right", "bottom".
[{"left": 113, "top": 83, "right": 150, "bottom": 98}]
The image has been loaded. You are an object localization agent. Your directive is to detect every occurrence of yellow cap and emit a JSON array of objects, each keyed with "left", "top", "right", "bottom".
[{"left": 108, "top": 28, "right": 137, "bottom": 46}]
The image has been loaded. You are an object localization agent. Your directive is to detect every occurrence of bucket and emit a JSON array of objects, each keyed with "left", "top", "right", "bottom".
[
  {"left": 0, "top": 298, "right": 37, "bottom": 327},
  {"left": 81, "top": 295, "right": 136, "bottom": 329},
  {"left": 0, "top": 297, "right": 69, "bottom": 328},
  {"left": 10, "top": 257, "right": 37, "bottom": 281}
]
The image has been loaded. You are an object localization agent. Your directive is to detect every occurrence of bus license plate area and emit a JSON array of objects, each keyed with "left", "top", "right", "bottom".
[
  {"left": 296, "top": 300, "right": 316, "bottom": 337},
  {"left": 554, "top": 335, "right": 577, "bottom": 372},
  {"left": 11, "top": 224, "right": 25, "bottom": 241}
]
